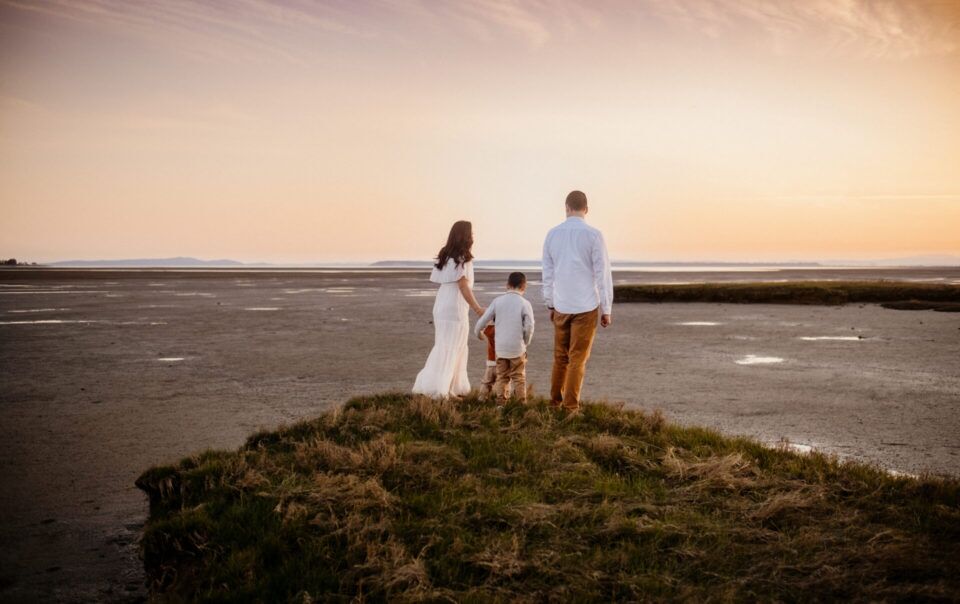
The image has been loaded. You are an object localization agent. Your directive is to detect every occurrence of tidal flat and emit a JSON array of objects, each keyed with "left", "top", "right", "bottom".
[{"left": 1, "top": 267, "right": 959, "bottom": 601}]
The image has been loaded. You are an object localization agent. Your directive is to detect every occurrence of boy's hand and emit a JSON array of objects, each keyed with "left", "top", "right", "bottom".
[{"left": 600, "top": 314, "right": 612, "bottom": 328}]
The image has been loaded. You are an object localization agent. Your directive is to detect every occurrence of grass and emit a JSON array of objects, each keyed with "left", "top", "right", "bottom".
[
  {"left": 136, "top": 393, "right": 960, "bottom": 602},
  {"left": 614, "top": 280, "right": 960, "bottom": 309}
]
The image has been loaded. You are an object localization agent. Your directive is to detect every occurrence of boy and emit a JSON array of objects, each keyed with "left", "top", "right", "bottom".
[{"left": 474, "top": 272, "right": 535, "bottom": 403}]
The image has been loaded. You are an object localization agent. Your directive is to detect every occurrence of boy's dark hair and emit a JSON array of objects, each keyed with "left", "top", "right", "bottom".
[{"left": 507, "top": 272, "right": 526, "bottom": 289}]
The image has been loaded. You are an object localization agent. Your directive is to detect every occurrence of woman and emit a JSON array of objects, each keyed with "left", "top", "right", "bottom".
[{"left": 413, "top": 220, "right": 484, "bottom": 398}]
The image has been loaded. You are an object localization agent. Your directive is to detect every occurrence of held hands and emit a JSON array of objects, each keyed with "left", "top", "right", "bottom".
[
  {"left": 600, "top": 314, "right": 612, "bottom": 328},
  {"left": 474, "top": 305, "right": 485, "bottom": 317}
]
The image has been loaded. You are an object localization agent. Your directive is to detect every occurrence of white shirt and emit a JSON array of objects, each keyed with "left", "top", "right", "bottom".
[
  {"left": 474, "top": 291, "right": 535, "bottom": 359},
  {"left": 541, "top": 216, "right": 613, "bottom": 315}
]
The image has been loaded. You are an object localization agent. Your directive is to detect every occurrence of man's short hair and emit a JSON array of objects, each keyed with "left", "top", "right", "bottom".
[
  {"left": 566, "top": 190, "right": 588, "bottom": 211},
  {"left": 507, "top": 272, "right": 526, "bottom": 289}
]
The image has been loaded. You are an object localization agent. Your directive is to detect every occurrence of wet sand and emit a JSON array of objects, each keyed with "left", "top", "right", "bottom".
[{"left": 1, "top": 267, "right": 958, "bottom": 601}]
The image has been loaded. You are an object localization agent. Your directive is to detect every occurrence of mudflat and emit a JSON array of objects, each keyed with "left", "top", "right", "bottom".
[{"left": 1, "top": 267, "right": 959, "bottom": 601}]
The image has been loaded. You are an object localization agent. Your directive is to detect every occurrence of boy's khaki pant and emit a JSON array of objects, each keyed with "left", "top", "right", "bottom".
[
  {"left": 550, "top": 307, "right": 599, "bottom": 410},
  {"left": 495, "top": 354, "right": 527, "bottom": 403}
]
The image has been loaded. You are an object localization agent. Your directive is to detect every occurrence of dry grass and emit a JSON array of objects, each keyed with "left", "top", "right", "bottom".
[
  {"left": 614, "top": 280, "right": 960, "bottom": 309},
  {"left": 136, "top": 393, "right": 960, "bottom": 602}
]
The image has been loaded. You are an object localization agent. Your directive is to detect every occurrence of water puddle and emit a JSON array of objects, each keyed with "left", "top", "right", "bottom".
[
  {"left": 157, "top": 357, "right": 185, "bottom": 362},
  {"left": 7, "top": 308, "right": 71, "bottom": 313},
  {"left": 736, "top": 355, "right": 785, "bottom": 365},
  {"left": 118, "top": 321, "right": 168, "bottom": 325},
  {"left": 0, "top": 291, "right": 104, "bottom": 295},
  {"left": 731, "top": 335, "right": 759, "bottom": 341},
  {"left": 244, "top": 307, "right": 279, "bottom": 311},
  {"left": 677, "top": 321, "right": 722, "bottom": 326},
  {"left": 174, "top": 292, "right": 215, "bottom": 297},
  {"left": 799, "top": 336, "right": 864, "bottom": 341},
  {"left": 0, "top": 319, "right": 98, "bottom": 325},
  {"left": 1, "top": 319, "right": 166, "bottom": 326},
  {"left": 283, "top": 288, "right": 326, "bottom": 294}
]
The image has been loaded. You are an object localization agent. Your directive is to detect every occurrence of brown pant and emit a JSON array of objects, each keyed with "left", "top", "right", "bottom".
[
  {"left": 550, "top": 307, "right": 599, "bottom": 410},
  {"left": 495, "top": 355, "right": 527, "bottom": 403}
]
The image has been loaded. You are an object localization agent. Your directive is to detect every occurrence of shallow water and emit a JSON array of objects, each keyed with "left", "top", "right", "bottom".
[{"left": 736, "top": 355, "right": 786, "bottom": 365}]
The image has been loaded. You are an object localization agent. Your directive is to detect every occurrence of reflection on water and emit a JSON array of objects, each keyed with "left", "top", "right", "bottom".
[
  {"left": 677, "top": 321, "right": 722, "bottom": 326},
  {"left": 800, "top": 336, "right": 863, "bottom": 341},
  {"left": 736, "top": 355, "right": 785, "bottom": 365},
  {"left": 7, "top": 308, "right": 70, "bottom": 313},
  {"left": 157, "top": 357, "right": 184, "bottom": 362},
  {"left": 174, "top": 292, "right": 215, "bottom": 297},
  {"left": 1, "top": 319, "right": 166, "bottom": 326},
  {"left": 0, "top": 319, "right": 97, "bottom": 325},
  {"left": 0, "top": 291, "right": 103, "bottom": 295},
  {"left": 244, "top": 307, "right": 279, "bottom": 311}
]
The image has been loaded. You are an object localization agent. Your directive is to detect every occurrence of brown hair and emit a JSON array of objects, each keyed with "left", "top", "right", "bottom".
[
  {"left": 566, "top": 190, "right": 588, "bottom": 211},
  {"left": 507, "top": 272, "right": 526, "bottom": 289},
  {"left": 435, "top": 220, "right": 474, "bottom": 269}
]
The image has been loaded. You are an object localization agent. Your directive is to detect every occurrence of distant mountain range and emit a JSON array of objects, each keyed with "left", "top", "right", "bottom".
[
  {"left": 49, "top": 256, "right": 264, "bottom": 267},
  {"left": 40, "top": 255, "right": 960, "bottom": 268}
]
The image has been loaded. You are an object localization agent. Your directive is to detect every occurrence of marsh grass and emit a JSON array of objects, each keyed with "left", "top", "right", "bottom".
[
  {"left": 136, "top": 394, "right": 960, "bottom": 602},
  {"left": 614, "top": 281, "right": 960, "bottom": 309}
]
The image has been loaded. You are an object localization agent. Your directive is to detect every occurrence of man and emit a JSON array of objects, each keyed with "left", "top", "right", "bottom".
[{"left": 541, "top": 190, "right": 613, "bottom": 412}]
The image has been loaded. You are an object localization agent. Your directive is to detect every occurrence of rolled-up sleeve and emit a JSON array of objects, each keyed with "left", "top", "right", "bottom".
[
  {"left": 592, "top": 232, "right": 613, "bottom": 315},
  {"left": 541, "top": 233, "right": 554, "bottom": 309}
]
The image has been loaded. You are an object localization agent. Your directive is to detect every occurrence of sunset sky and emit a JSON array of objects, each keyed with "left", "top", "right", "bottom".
[{"left": 1, "top": 0, "right": 959, "bottom": 264}]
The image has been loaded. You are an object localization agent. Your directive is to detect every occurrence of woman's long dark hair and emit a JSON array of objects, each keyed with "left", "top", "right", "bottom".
[{"left": 435, "top": 220, "right": 474, "bottom": 269}]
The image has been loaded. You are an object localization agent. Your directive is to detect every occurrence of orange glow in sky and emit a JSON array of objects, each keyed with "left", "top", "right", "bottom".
[{"left": 1, "top": 1, "right": 959, "bottom": 263}]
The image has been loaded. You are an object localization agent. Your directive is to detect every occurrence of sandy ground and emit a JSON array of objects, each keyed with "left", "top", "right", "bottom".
[{"left": 1, "top": 267, "right": 958, "bottom": 601}]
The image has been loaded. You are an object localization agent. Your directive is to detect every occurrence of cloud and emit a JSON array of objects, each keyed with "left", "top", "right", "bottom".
[
  {"left": 0, "top": 0, "right": 370, "bottom": 64},
  {"left": 2, "top": 0, "right": 957, "bottom": 60},
  {"left": 644, "top": 0, "right": 960, "bottom": 59}
]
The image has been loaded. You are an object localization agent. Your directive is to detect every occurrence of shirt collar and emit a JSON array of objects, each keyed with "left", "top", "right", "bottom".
[{"left": 565, "top": 216, "right": 585, "bottom": 223}]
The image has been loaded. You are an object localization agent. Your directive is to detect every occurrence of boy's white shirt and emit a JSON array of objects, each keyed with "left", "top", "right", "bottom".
[{"left": 474, "top": 290, "right": 535, "bottom": 359}]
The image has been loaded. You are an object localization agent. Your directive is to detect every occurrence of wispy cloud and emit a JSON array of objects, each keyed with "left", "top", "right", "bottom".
[
  {"left": 644, "top": 0, "right": 960, "bottom": 59},
  {"left": 0, "top": 0, "right": 371, "bottom": 64},
  {"left": 2, "top": 0, "right": 957, "bottom": 62}
]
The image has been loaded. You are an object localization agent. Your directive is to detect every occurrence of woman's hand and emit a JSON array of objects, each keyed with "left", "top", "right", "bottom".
[{"left": 474, "top": 305, "right": 485, "bottom": 316}]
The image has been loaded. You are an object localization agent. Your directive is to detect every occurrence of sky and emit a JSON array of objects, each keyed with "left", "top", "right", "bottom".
[{"left": 1, "top": 0, "right": 959, "bottom": 264}]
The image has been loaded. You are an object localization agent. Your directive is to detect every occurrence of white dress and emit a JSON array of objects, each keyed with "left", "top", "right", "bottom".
[{"left": 412, "top": 258, "right": 474, "bottom": 398}]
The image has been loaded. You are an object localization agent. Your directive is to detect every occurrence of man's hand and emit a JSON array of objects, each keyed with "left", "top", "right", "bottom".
[
  {"left": 549, "top": 308, "right": 556, "bottom": 322},
  {"left": 600, "top": 314, "right": 612, "bottom": 328}
]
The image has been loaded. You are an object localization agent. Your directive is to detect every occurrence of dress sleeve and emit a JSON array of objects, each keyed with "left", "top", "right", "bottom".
[{"left": 430, "top": 258, "right": 467, "bottom": 283}]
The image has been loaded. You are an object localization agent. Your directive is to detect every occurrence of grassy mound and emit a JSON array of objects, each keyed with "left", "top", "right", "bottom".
[
  {"left": 614, "top": 281, "right": 960, "bottom": 307},
  {"left": 136, "top": 394, "right": 960, "bottom": 602}
]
